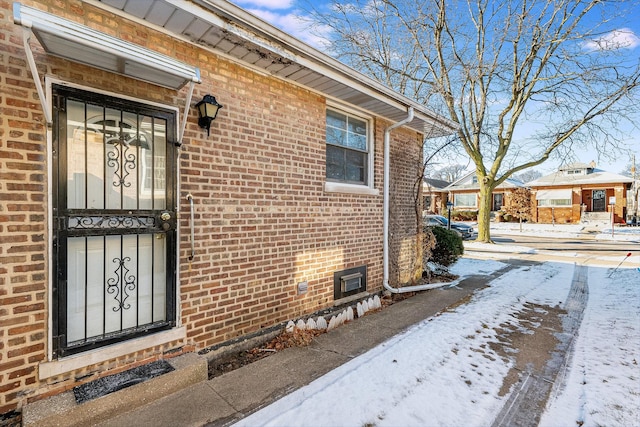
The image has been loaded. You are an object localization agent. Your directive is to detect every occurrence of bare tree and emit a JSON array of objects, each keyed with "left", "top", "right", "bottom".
[
  {"left": 620, "top": 160, "right": 640, "bottom": 178},
  {"left": 303, "top": 0, "right": 640, "bottom": 241},
  {"left": 430, "top": 164, "right": 469, "bottom": 182}
]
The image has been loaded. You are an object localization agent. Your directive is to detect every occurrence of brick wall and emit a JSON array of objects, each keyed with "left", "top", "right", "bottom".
[
  {"left": 1, "top": 0, "right": 49, "bottom": 412},
  {"left": 387, "top": 123, "right": 423, "bottom": 284},
  {"left": 0, "top": 1, "right": 424, "bottom": 412}
]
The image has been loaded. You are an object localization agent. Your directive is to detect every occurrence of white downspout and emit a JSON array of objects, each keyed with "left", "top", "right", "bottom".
[{"left": 382, "top": 108, "right": 462, "bottom": 294}]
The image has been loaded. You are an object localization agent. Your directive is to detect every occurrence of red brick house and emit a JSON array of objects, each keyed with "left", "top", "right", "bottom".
[
  {"left": 0, "top": 0, "right": 456, "bottom": 415},
  {"left": 444, "top": 172, "right": 526, "bottom": 216},
  {"left": 422, "top": 178, "right": 450, "bottom": 215},
  {"left": 527, "top": 162, "right": 633, "bottom": 224}
]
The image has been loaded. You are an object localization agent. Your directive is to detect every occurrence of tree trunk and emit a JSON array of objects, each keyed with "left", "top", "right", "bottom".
[{"left": 476, "top": 184, "right": 494, "bottom": 242}]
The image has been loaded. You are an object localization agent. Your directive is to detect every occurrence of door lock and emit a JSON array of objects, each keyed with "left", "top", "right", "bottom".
[{"left": 160, "top": 212, "right": 171, "bottom": 221}]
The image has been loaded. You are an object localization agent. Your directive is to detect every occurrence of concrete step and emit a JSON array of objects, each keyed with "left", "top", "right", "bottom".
[
  {"left": 22, "top": 353, "right": 207, "bottom": 427},
  {"left": 580, "top": 212, "right": 610, "bottom": 223}
]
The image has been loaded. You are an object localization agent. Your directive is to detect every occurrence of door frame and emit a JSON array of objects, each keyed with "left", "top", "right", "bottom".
[{"left": 46, "top": 78, "right": 182, "bottom": 360}]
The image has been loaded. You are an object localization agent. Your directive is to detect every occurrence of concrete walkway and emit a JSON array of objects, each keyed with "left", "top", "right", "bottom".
[
  {"left": 492, "top": 265, "right": 589, "bottom": 427},
  {"left": 99, "top": 270, "right": 500, "bottom": 427},
  {"left": 27, "top": 249, "right": 615, "bottom": 427},
  {"left": 26, "top": 263, "right": 521, "bottom": 427}
]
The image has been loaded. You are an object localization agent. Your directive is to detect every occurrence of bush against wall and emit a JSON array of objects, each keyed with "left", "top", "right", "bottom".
[
  {"left": 426, "top": 226, "right": 464, "bottom": 266},
  {"left": 452, "top": 210, "right": 478, "bottom": 221}
]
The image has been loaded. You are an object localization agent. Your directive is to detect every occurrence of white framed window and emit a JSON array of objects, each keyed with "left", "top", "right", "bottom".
[
  {"left": 324, "top": 106, "right": 377, "bottom": 195},
  {"left": 538, "top": 199, "right": 572, "bottom": 206},
  {"left": 454, "top": 193, "right": 477, "bottom": 208},
  {"left": 536, "top": 189, "right": 573, "bottom": 207}
]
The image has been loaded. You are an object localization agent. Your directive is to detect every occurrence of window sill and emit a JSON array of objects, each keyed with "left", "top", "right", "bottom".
[
  {"left": 324, "top": 182, "right": 379, "bottom": 196},
  {"left": 39, "top": 327, "right": 186, "bottom": 380}
]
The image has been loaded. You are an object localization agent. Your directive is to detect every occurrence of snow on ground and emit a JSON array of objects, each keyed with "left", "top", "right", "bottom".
[
  {"left": 488, "top": 222, "right": 640, "bottom": 242},
  {"left": 463, "top": 223, "right": 640, "bottom": 267},
  {"left": 235, "top": 258, "right": 640, "bottom": 427},
  {"left": 540, "top": 267, "right": 640, "bottom": 427}
]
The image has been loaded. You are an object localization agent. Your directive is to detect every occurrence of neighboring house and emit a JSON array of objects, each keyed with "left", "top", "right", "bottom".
[
  {"left": 444, "top": 172, "right": 525, "bottom": 214},
  {"left": 0, "top": 0, "right": 457, "bottom": 414},
  {"left": 527, "top": 162, "right": 633, "bottom": 224},
  {"left": 422, "top": 178, "right": 450, "bottom": 214}
]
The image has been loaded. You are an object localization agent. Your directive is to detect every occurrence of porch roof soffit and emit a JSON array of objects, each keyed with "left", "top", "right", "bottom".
[
  {"left": 13, "top": 2, "right": 200, "bottom": 142},
  {"left": 14, "top": 3, "right": 200, "bottom": 89},
  {"left": 93, "top": 0, "right": 458, "bottom": 137}
]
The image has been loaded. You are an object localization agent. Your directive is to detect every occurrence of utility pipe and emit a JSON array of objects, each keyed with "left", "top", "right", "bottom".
[{"left": 382, "top": 108, "right": 461, "bottom": 294}]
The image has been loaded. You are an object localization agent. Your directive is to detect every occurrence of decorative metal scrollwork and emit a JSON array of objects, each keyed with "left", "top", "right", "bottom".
[
  {"left": 68, "top": 216, "right": 155, "bottom": 230},
  {"left": 106, "top": 134, "right": 138, "bottom": 188},
  {"left": 107, "top": 256, "right": 136, "bottom": 311}
]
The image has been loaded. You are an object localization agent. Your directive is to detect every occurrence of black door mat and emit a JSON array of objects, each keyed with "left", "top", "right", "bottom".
[{"left": 73, "top": 360, "right": 175, "bottom": 404}]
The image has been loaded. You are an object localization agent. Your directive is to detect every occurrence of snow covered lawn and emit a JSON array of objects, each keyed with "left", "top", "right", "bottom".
[{"left": 234, "top": 259, "right": 640, "bottom": 427}]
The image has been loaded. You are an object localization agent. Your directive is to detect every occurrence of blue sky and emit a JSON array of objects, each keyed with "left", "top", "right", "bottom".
[{"left": 230, "top": 0, "right": 640, "bottom": 175}]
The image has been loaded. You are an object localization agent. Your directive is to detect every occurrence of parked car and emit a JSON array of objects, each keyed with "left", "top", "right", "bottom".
[{"left": 424, "top": 214, "right": 474, "bottom": 239}]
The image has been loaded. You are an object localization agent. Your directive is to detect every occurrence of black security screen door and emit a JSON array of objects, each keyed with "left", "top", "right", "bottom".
[
  {"left": 592, "top": 189, "right": 606, "bottom": 212},
  {"left": 52, "top": 86, "right": 177, "bottom": 357}
]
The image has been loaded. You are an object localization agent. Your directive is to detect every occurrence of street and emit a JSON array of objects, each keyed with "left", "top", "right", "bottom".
[
  {"left": 461, "top": 229, "right": 639, "bottom": 269},
  {"left": 491, "top": 233, "right": 637, "bottom": 258}
]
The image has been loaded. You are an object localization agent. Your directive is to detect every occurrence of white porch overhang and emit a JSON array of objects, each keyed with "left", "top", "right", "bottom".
[
  {"left": 535, "top": 189, "right": 573, "bottom": 200},
  {"left": 13, "top": 2, "right": 201, "bottom": 142}
]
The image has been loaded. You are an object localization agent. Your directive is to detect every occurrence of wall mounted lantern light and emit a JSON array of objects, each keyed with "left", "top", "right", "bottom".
[{"left": 196, "top": 94, "right": 223, "bottom": 136}]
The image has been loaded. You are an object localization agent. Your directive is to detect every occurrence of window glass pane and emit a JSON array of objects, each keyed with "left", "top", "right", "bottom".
[
  {"left": 121, "top": 111, "right": 139, "bottom": 210},
  {"left": 326, "top": 126, "right": 346, "bottom": 146},
  {"left": 326, "top": 145, "right": 345, "bottom": 180},
  {"left": 346, "top": 133, "right": 367, "bottom": 151},
  {"left": 345, "top": 150, "right": 365, "bottom": 183},
  {"left": 325, "top": 108, "right": 370, "bottom": 185},
  {"left": 454, "top": 193, "right": 477, "bottom": 207},
  {"left": 85, "top": 104, "right": 105, "bottom": 209},
  {"left": 67, "top": 100, "right": 87, "bottom": 209},
  {"left": 538, "top": 199, "right": 571, "bottom": 206},
  {"left": 152, "top": 118, "right": 167, "bottom": 210},
  {"left": 326, "top": 110, "right": 367, "bottom": 151},
  {"left": 348, "top": 117, "right": 367, "bottom": 136},
  {"left": 326, "top": 110, "right": 346, "bottom": 130}
]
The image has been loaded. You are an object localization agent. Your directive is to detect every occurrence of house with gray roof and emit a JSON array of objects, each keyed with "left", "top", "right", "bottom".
[
  {"left": 422, "top": 178, "right": 451, "bottom": 214},
  {"left": 444, "top": 172, "right": 525, "bottom": 216},
  {"left": 526, "top": 162, "right": 633, "bottom": 224}
]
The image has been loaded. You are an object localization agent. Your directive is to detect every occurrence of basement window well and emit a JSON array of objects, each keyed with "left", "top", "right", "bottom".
[{"left": 334, "top": 266, "right": 367, "bottom": 300}]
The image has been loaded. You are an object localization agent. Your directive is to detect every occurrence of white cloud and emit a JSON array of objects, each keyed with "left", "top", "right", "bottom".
[
  {"left": 245, "top": 8, "right": 332, "bottom": 50},
  {"left": 584, "top": 28, "right": 640, "bottom": 51}
]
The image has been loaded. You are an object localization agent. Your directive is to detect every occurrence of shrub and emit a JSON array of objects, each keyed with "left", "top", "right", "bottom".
[
  {"left": 452, "top": 210, "right": 478, "bottom": 221},
  {"left": 426, "top": 226, "right": 464, "bottom": 266}
]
